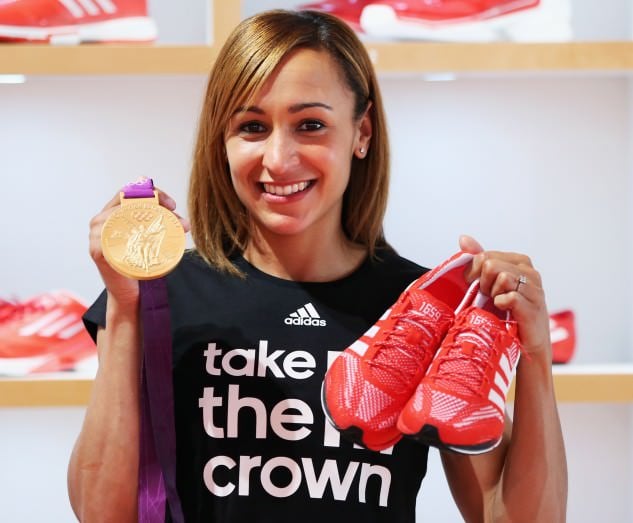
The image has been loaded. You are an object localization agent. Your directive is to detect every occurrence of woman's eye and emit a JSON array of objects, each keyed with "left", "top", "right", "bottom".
[
  {"left": 298, "top": 120, "right": 325, "bottom": 132},
  {"left": 240, "top": 121, "right": 266, "bottom": 133}
]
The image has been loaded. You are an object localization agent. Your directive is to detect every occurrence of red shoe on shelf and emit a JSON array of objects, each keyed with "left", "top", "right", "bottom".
[
  {"left": 550, "top": 309, "right": 575, "bottom": 364},
  {"left": 298, "top": 0, "right": 374, "bottom": 31},
  {"left": 0, "top": 0, "right": 157, "bottom": 43},
  {"left": 360, "top": 0, "right": 572, "bottom": 42},
  {"left": 0, "top": 291, "right": 96, "bottom": 376},
  {"left": 398, "top": 287, "right": 521, "bottom": 454},
  {"left": 322, "top": 251, "right": 478, "bottom": 451}
]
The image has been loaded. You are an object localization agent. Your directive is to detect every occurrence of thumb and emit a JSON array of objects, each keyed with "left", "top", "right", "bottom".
[{"left": 459, "top": 234, "right": 484, "bottom": 254}]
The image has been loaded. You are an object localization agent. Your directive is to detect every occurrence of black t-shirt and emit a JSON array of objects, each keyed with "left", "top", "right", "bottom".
[{"left": 84, "top": 249, "right": 431, "bottom": 522}]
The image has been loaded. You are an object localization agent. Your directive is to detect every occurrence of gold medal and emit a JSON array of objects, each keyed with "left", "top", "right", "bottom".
[{"left": 101, "top": 190, "right": 185, "bottom": 280}]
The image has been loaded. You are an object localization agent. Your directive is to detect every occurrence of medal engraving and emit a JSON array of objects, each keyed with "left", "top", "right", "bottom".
[{"left": 101, "top": 195, "right": 185, "bottom": 280}]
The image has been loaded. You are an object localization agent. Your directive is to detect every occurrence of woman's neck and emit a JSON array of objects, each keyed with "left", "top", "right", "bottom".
[{"left": 243, "top": 227, "right": 367, "bottom": 282}]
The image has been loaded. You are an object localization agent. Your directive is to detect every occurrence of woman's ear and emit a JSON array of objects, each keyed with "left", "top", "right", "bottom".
[{"left": 354, "top": 101, "right": 373, "bottom": 159}]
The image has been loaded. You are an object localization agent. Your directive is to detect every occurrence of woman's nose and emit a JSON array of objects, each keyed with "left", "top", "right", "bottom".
[{"left": 262, "top": 130, "right": 299, "bottom": 177}]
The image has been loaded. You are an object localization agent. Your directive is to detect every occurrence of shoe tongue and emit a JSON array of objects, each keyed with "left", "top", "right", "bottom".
[
  {"left": 459, "top": 307, "right": 502, "bottom": 336},
  {"left": 408, "top": 289, "right": 453, "bottom": 322},
  {"left": 433, "top": 307, "right": 503, "bottom": 396},
  {"left": 371, "top": 289, "right": 455, "bottom": 391}
]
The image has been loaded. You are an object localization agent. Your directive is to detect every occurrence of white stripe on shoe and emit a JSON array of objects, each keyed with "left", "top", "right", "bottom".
[
  {"left": 76, "top": 0, "right": 100, "bottom": 16},
  {"left": 94, "top": 0, "right": 117, "bottom": 14},
  {"left": 57, "top": 0, "right": 86, "bottom": 18}
]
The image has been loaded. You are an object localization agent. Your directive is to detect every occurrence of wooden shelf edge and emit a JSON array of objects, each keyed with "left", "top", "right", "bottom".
[
  {"left": 0, "top": 45, "right": 219, "bottom": 75},
  {"left": 2, "top": 365, "right": 633, "bottom": 407},
  {"left": 3, "top": 41, "right": 633, "bottom": 75},
  {"left": 508, "top": 371, "right": 633, "bottom": 403},
  {"left": 366, "top": 41, "right": 633, "bottom": 73},
  {"left": 0, "top": 378, "right": 93, "bottom": 407}
]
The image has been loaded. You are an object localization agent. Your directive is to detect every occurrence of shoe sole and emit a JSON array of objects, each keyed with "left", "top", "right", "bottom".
[
  {"left": 405, "top": 424, "right": 502, "bottom": 455},
  {"left": 320, "top": 381, "right": 401, "bottom": 451},
  {"left": 0, "top": 17, "right": 157, "bottom": 43}
]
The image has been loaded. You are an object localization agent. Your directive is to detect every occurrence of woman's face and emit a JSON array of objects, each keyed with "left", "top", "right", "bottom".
[{"left": 225, "top": 48, "right": 370, "bottom": 241}]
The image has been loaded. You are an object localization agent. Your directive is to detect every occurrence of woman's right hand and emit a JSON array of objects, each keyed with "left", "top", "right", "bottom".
[{"left": 88, "top": 187, "right": 190, "bottom": 305}]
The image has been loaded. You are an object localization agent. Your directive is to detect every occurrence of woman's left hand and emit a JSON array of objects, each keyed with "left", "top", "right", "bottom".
[{"left": 459, "top": 234, "right": 551, "bottom": 358}]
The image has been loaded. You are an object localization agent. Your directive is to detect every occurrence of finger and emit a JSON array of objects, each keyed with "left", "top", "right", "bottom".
[
  {"left": 155, "top": 188, "right": 177, "bottom": 211},
  {"left": 172, "top": 211, "right": 191, "bottom": 233},
  {"left": 486, "top": 263, "right": 540, "bottom": 298},
  {"left": 100, "top": 190, "right": 123, "bottom": 212},
  {"left": 472, "top": 255, "right": 541, "bottom": 293},
  {"left": 458, "top": 234, "right": 484, "bottom": 255},
  {"left": 480, "top": 250, "right": 533, "bottom": 268},
  {"left": 492, "top": 275, "right": 544, "bottom": 311}
]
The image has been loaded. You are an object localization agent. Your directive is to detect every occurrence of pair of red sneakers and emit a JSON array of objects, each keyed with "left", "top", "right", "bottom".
[
  {"left": 323, "top": 251, "right": 522, "bottom": 454},
  {"left": 0, "top": 0, "right": 156, "bottom": 43}
]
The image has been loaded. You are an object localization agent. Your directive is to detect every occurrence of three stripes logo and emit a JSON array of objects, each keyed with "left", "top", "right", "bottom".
[
  {"left": 58, "top": 0, "right": 117, "bottom": 18},
  {"left": 18, "top": 308, "right": 85, "bottom": 340},
  {"left": 284, "top": 302, "right": 326, "bottom": 327}
]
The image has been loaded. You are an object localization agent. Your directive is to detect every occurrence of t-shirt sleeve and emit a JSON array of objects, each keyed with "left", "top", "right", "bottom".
[{"left": 82, "top": 290, "right": 107, "bottom": 343}]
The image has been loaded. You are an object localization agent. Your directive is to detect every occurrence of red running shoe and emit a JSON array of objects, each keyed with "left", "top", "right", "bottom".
[
  {"left": 550, "top": 309, "right": 575, "bottom": 364},
  {"left": 298, "top": 1, "right": 374, "bottom": 32},
  {"left": 398, "top": 288, "right": 521, "bottom": 454},
  {"left": 0, "top": 0, "right": 157, "bottom": 43},
  {"left": 322, "top": 251, "right": 478, "bottom": 450},
  {"left": 0, "top": 291, "right": 96, "bottom": 375}
]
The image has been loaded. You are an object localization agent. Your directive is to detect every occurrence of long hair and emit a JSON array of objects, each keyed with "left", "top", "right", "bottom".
[{"left": 188, "top": 9, "right": 390, "bottom": 275}]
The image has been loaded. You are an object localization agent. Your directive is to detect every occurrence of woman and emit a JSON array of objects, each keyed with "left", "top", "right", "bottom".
[{"left": 68, "top": 9, "right": 567, "bottom": 522}]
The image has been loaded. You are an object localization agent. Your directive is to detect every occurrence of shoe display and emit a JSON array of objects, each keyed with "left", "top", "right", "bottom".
[
  {"left": 398, "top": 288, "right": 521, "bottom": 454},
  {"left": 298, "top": 1, "right": 374, "bottom": 31},
  {"left": 359, "top": 0, "right": 572, "bottom": 42},
  {"left": 0, "top": 0, "right": 157, "bottom": 43},
  {"left": 550, "top": 309, "right": 575, "bottom": 364},
  {"left": 322, "top": 251, "right": 478, "bottom": 451},
  {"left": 0, "top": 291, "right": 96, "bottom": 376}
]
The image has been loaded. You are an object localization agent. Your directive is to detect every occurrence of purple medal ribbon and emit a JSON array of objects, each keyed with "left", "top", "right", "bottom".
[{"left": 122, "top": 179, "right": 184, "bottom": 523}]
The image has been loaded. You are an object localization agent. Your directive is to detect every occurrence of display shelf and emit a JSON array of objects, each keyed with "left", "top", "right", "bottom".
[
  {"left": 0, "top": 45, "right": 218, "bottom": 75},
  {"left": 2, "top": 41, "right": 633, "bottom": 75},
  {"left": 1, "top": 364, "right": 632, "bottom": 407},
  {"left": 364, "top": 41, "right": 633, "bottom": 74},
  {"left": 0, "top": 0, "right": 241, "bottom": 75},
  {"left": 0, "top": 375, "right": 93, "bottom": 407}
]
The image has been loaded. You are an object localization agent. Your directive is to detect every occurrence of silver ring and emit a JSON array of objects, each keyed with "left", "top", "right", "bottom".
[{"left": 515, "top": 274, "right": 527, "bottom": 292}]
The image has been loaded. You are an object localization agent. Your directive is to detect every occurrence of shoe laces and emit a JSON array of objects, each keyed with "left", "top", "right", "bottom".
[
  {"left": 368, "top": 308, "right": 447, "bottom": 394},
  {"left": 0, "top": 294, "right": 58, "bottom": 324},
  {"left": 429, "top": 310, "right": 519, "bottom": 398}
]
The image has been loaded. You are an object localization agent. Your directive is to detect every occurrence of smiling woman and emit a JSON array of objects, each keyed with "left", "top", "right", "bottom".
[
  {"left": 188, "top": 9, "right": 390, "bottom": 281},
  {"left": 68, "top": 8, "right": 567, "bottom": 523}
]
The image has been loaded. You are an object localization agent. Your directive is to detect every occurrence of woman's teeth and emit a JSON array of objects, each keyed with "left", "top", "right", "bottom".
[{"left": 263, "top": 181, "right": 310, "bottom": 196}]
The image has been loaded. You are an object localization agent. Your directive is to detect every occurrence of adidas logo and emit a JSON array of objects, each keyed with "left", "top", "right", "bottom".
[{"left": 284, "top": 302, "right": 327, "bottom": 327}]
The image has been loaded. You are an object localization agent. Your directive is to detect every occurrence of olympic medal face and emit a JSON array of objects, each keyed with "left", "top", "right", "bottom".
[{"left": 101, "top": 197, "right": 185, "bottom": 280}]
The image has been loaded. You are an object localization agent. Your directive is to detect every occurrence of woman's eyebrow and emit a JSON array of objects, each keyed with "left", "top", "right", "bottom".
[
  {"left": 232, "top": 102, "right": 333, "bottom": 117},
  {"left": 288, "top": 102, "right": 333, "bottom": 113},
  {"left": 232, "top": 105, "right": 264, "bottom": 116}
]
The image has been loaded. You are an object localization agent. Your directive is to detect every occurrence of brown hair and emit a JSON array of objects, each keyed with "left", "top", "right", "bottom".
[{"left": 188, "top": 9, "right": 390, "bottom": 275}]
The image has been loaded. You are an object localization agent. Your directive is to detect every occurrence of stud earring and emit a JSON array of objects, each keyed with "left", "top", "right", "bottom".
[{"left": 359, "top": 147, "right": 365, "bottom": 154}]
